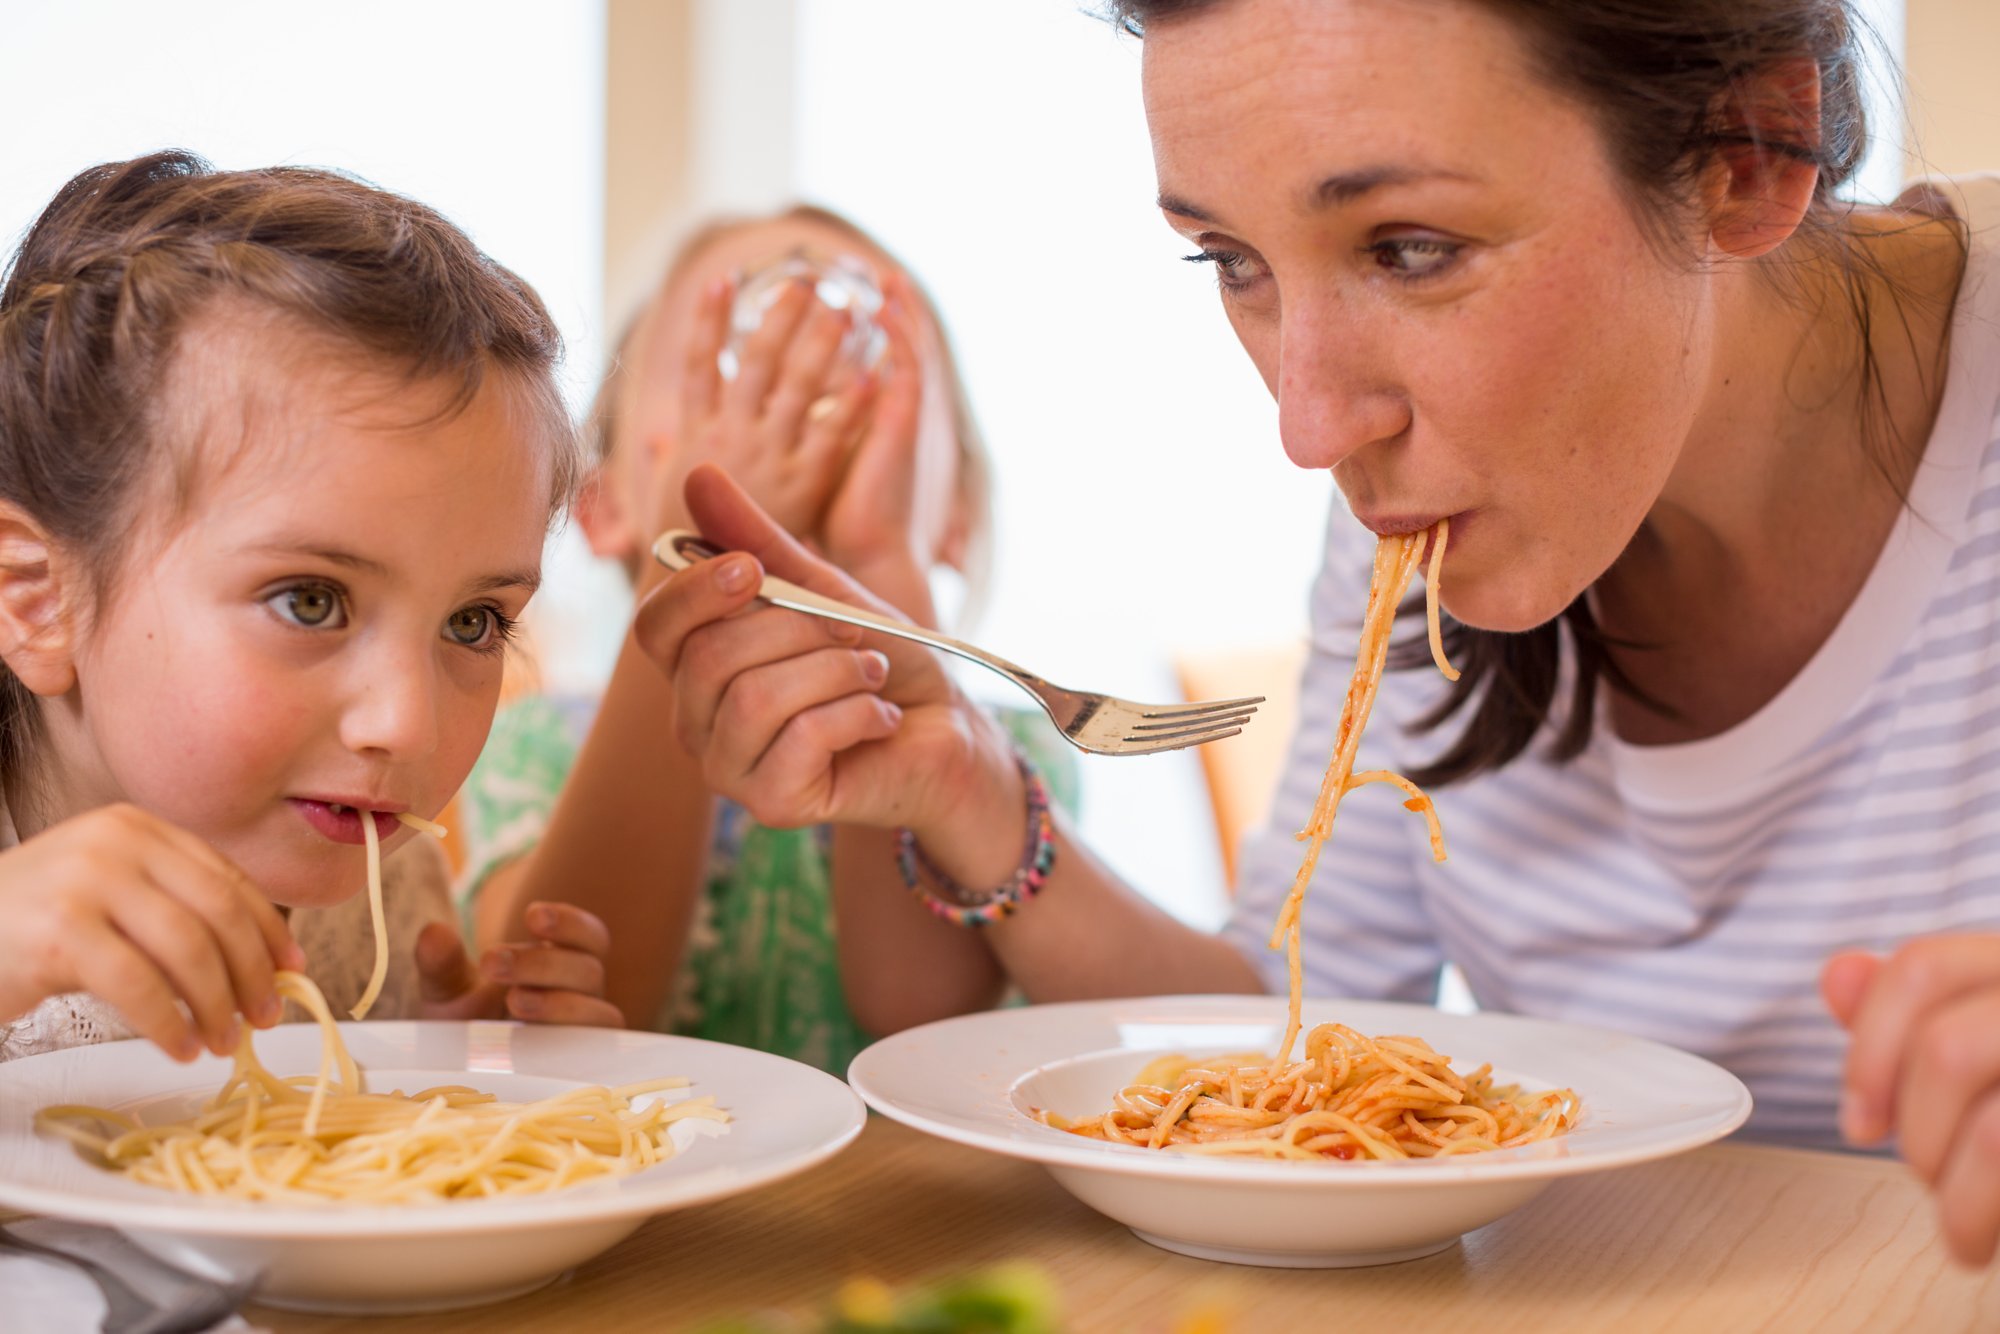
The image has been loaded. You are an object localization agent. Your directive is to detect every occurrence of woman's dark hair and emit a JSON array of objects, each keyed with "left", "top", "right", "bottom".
[
  {"left": 1107, "top": 0, "right": 1949, "bottom": 785},
  {"left": 0, "top": 150, "right": 578, "bottom": 783}
]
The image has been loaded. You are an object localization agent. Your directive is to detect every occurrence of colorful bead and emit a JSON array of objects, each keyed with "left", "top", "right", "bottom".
[{"left": 897, "top": 753, "right": 1056, "bottom": 928}]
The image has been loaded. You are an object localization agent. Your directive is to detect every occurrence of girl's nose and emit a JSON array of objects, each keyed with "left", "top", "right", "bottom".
[
  {"left": 338, "top": 650, "right": 442, "bottom": 760},
  {"left": 1275, "top": 310, "right": 1410, "bottom": 471}
]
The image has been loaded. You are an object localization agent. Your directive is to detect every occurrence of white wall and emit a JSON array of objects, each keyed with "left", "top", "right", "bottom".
[{"left": 792, "top": 0, "right": 1330, "bottom": 927}]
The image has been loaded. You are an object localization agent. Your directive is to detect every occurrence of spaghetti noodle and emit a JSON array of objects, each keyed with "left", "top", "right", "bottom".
[
  {"left": 1049, "top": 520, "right": 1578, "bottom": 1160},
  {"left": 37, "top": 971, "right": 725, "bottom": 1201},
  {"left": 38, "top": 809, "right": 727, "bottom": 1200}
]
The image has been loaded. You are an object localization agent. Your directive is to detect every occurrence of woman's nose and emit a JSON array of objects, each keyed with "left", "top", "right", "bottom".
[
  {"left": 1275, "top": 311, "right": 1409, "bottom": 471},
  {"left": 337, "top": 648, "right": 441, "bottom": 760}
]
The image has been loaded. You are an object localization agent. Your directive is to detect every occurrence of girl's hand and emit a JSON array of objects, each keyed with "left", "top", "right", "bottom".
[
  {"left": 634, "top": 464, "right": 1022, "bottom": 857},
  {"left": 0, "top": 804, "right": 303, "bottom": 1061},
  {"left": 415, "top": 903, "right": 623, "bottom": 1028},
  {"left": 1824, "top": 937, "right": 2000, "bottom": 1264},
  {"left": 622, "top": 270, "right": 880, "bottom": 541},
  {"left": 817, "top": 273, "right": 929, "bottom": 607}
]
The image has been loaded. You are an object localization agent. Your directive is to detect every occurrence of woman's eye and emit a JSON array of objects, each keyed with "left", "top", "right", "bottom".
[
  {"left": 1368, "top": 236, "right": 1462, "bottom": 280},
  {"left": 1183, "top": 248, "right": 1268, "bottom": 293},
  {"left": 266, "top": 584, "right": 346, "bottom": 629},
  {"left": 444, "top": 604, "right": 517, "bottom": 651}
]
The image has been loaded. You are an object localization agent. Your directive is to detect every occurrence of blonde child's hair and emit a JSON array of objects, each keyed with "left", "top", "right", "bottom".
[{"left": 590, "top": 204, "right": 993, "bottom": 622}]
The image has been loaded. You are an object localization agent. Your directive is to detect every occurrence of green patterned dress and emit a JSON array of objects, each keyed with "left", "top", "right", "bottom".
[{"left": 456, "top": 695, "right": 1077, "bottom": 1076}]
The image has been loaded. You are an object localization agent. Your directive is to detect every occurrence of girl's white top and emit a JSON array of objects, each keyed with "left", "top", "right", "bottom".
[
  {"left": 1228, "top": 175, "right": 2000, "bottom": 1148},
  {"left": 0, "top": 802, "right": 452, "bottom": 1061}
]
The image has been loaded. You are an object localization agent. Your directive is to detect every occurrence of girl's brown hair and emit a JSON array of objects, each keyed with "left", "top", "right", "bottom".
[
  {"left": 0, "top": 149, "right": 578, "bottom": 780},
  {"left": 1107, "top": 0, "right": 1948, "bottom": 785}
]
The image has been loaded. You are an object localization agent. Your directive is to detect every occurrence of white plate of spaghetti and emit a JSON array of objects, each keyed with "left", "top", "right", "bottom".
[
  {"left": 848, "top": 995, "right": 1750, "bottom": 1268},
  {"left": 0, "top": 1008, "right": 865, "bottom": 1313}
]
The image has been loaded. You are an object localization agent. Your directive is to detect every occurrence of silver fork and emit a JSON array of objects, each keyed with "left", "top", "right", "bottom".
[{"left": 653, "top": 531, "right": 1262, "bottom": 756}]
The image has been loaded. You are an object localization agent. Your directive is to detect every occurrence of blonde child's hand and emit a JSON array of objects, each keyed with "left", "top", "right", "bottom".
[
  {"left": 1824, "top": 937, "right": 2000, "bottom": 1265},
  {"left": 818, "top": 273, "right": 933, "bottom": 615},
  {"left": 414, "top": 903, "right": 623, "bottom": 1028},
  {"left": 0, "top": 803, "right": 304, "bottom": 1061},
  {"left": 625, "top": 270, "right": 879, "bottom": 541}
]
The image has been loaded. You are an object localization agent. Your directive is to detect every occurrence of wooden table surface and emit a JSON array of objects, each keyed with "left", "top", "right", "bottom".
[{"left": 258, "top": 1116, "right": 2000, "bottom": 1333}]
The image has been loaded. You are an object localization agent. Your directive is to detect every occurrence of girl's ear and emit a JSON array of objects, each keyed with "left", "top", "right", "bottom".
[
  {"left": 0, "top": 503, "right": 79, "bottom": 697},
  {"left": 573, "top": 468, "right": 637, "bottom": 562}
]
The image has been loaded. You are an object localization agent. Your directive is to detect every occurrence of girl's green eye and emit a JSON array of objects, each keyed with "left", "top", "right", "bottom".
[
  {"left": 445, "top": 606, "right": 495, "bottom": 647},
  {"left": 269, "top": 585, "right": 345, "bottom": 629}
]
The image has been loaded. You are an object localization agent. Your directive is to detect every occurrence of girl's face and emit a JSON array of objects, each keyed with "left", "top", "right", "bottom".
[
  {"left": 1143, "top": 0, "right": 1718, "bottom": 630},
  {"left": 51, "top": 314, "right": 552, "bottom": 908},
  {"left": 601, "top": 215, "right": 963, "bottom": 572}
]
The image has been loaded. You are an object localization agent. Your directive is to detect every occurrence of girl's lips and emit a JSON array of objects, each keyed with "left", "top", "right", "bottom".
[{"left": 290, "top": 800, "right": 403, "bottom": 846}]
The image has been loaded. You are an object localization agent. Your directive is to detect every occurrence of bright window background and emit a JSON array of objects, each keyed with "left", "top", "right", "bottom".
[{"left": 0, "top": 2, "right": 605, "bottom": 423}]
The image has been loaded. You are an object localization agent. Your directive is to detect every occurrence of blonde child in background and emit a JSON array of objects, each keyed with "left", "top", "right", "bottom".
[
  {"left": 0, "top": 152, "right": 618, "bottom": 1061},
  {"left": 458, "top": 206, "right": 1073, "bottom": 1072}
]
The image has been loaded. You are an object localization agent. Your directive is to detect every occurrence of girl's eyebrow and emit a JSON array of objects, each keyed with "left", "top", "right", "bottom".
[{"left": 244, "top": 542, "right": 539, "bottom": 594}]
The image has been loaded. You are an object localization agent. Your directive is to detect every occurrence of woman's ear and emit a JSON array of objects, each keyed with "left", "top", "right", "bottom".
[
  {"left": 573, "top": 467, "right": 637, "bottom": 562},
  {"left": 1704, "top": 58, "right": 1824, "bottom": 261},
  {"left": 0, "top": 503, "right": 79, "bottom": 697}
]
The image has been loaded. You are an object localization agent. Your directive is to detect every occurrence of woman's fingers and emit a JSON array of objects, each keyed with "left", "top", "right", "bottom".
[
  {"left": 1842, "top": 937, "right": 2000, "bottom": 1144},
  {"left": 1934, "top": 1093, "right": 2000, "bottom": 1265},
  {"left": 741, "top": 693, "right": 906, "bottom": 825},
  {"left": 706, "top": 646, "right": 893, "bottom": 786},
  {"left": 1893, "top": 991, "right": 2000, "bottom": 1185},
  {"left": 675, "top": 609, "right": 864, "bottom": 753},
  {"left": 723, "top": 279, "right": 815, "bottom": 420}
]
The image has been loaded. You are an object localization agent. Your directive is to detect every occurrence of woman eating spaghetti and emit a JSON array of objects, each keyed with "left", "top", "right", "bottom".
[{"left": 636, "top": 0, "right": 2000, "bottom": 1264}]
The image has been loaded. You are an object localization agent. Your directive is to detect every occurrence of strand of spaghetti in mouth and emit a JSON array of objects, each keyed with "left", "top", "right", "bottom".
[
  {"left": 348, "top": 811, "right": 442, "bottom": 1021},
  {"left": 1044, "top": 518, "right": 1579, "bottom": 1160}
]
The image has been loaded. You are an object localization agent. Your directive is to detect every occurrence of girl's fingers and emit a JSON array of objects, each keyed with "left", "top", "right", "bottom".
[
  {"left": 486, "top": 943, "right": 606, "bottom": 998},
  {"left": 414, "top": 921, "right": 482, "bottom": 1006},
  {"left": 1894, "top": 991, "right": 2000, "bottom": 1184},
  {"left": 110, "top": 888, "right": 245, "bottom": 1055},
  {"left": 797, "top": 371, "right": 879, "bottom": 473},
  {"left": 1933, "top": 1093, "right": 2000, "bottom": 1265},
  {"left": 506, "top": 986, "right": 624, "bottom": 1029},
  {"left": 1841, "top": 936, "right": 2000, "bottom": 1144},
  {"left": 142, "top": 849, "right": 287, "bottom": 1029},
  {"left": 707, "top": 647, "right": 892, "bottom": 785},
  {"left": 133, "top": 809, "right": 302, "bottom": 974},
  {"left": 761, "top": 303, "right": 852, "bottom": 441},
  {"left": 524, "top": 902, "right": 612, "bottom": 957},
  {"left": 1822, "top": 950, "right": 1882, "bottom": 1029},
  {"left": 743, "top": 693, "right": 905, "bottom": 824},
  {"left": 71, "top": 922, "right": 202, "bottom": 1062},
  {"left": 723, "top": 279, "right": 815, "bottom": 420},
  {"left": 679, "top": 275, "right": 732, "bottom": 427}
]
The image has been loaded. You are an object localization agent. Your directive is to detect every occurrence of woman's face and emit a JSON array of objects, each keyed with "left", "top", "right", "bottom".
[{"left": 1143, "top": 0, "right": 1719, "bottom": 630}]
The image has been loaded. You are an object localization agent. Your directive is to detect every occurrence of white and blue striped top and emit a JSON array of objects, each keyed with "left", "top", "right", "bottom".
[{"left": 1226, "top": 175, "right": 2000, "bottom": 1150}]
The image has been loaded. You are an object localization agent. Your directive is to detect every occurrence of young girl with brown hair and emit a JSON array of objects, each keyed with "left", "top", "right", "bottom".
[{"left": 0, "top": 151, "right": 617, "bottom": 1061}]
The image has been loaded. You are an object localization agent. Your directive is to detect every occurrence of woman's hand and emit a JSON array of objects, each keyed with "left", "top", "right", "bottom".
[
  {"left": 634, "top": 464, "right": 1025, "bottom": 881},
  {"left": 1824, "top": 936, "right": 2000, "bottom": 1264},
  {"left": 621, "top": 269, "right": 880, "bottom": 541},
  {"left": 0, "top": 804, "right": 303, "bottom": 1061},
  {"left": 416, "top": 902, "right": 623, "bottom": 1028}
]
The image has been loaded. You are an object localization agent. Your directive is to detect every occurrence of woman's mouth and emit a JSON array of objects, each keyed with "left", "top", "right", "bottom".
[
  {"left": 290, "top": 800, "right": 405, "bottom": 845},
  {"left": 1352, "top": 509, "right": 1471, "bottom": 540}
]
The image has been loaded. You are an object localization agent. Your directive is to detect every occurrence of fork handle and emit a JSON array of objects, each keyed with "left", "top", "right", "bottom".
[{"left": 650, "top": 531, "right": 1047, "bottom": 689}]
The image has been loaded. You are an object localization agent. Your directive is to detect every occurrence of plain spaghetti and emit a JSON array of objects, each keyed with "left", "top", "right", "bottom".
[{"left": 1048, "top": 519, "right": 1579, "bottom": 1161}]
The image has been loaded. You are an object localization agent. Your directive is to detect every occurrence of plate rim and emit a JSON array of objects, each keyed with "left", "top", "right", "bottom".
[
  {"left": 0, "top": 1022, "right": 867, "bottom": 1237},
  {"left": 848, "top": 994, "right": 1754, "bottom": 1188}
]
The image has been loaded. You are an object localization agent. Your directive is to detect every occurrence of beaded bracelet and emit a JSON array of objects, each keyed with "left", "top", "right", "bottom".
[{"left": 896, "top": 753, "right": 1056, "bottom": 928}]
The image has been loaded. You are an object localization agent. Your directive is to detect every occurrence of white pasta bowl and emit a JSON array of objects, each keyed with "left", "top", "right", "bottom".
[
  {"left": 0, "top": 1022, "right": 865, "bottom": 1313},
  {"left": 849, "top": 995, "right": 1752, "bottom": 1268}
]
